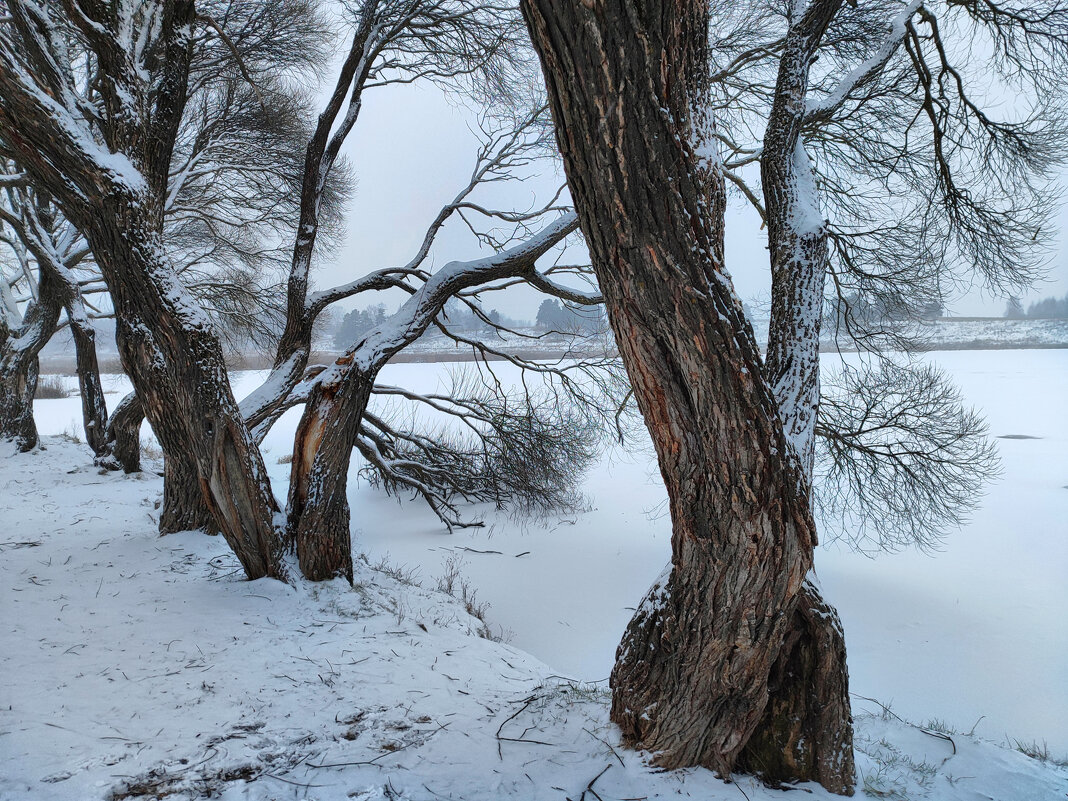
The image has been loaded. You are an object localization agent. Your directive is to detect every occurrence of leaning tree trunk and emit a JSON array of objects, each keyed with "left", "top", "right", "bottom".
[
  {"left": 287, "top": 368, "right": 377, "bottom": 582},
  {"left": 68, "top": 310, "right": 110, "bottom": 457},
  {"left": 0, "top": 0, "right": 284, "bottom": 581},
  {"left": 77, "top": 195, "right": 284, "bottom": 580},
  {"left": 522, "top": 0, "right": 853, "bottom": 793},
  {"left": 281, "top": 212, "right": 577, "bottom": 583},
  {"left": 0, "top": 267, "right": 62, "bottom": 451}
]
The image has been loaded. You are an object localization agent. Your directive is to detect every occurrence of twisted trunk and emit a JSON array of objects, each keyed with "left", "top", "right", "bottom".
[
  {"left": 74, "top": 191, "right": 284, "bottom": 578},
  {"left": 0, "top": 0, "right": 283, "bottom": 580},
  {"left": 737, "top": 580, "right": 853, "bottom": 789},
  {"left": 522, "top": 0, "right": 853, "bottom": 792}
]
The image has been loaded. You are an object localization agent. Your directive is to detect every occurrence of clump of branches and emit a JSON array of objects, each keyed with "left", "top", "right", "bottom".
[
  {"left": 701, "top": 0, "right": 1065, "bottom": 555},
  {"left": 711, "top": 0, "right": 1066, "bottom": 347},
  {"left": 356, "top": 372, "right": 605, "bottom": 530},
  {"left": 170, "top": 2, "right": 352, "bottom": 353},
  {"left": 814, "top": 358, "right": 1000, "bottom": 554}
]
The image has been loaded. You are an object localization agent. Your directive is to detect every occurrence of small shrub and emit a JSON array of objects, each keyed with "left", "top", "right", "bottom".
[
  {"left": 372, "top": 555, "right": 421, "bottom": 587},
  {"left": 59, "top": 422, "right": 82, "bottom": 444},
  {"left": 34, "top": 376, "right": 71, "bottom": 399},
  {"left": 434, "top": 553, "right": 499, "bottom": 640},
  {"left": 140, "top": 439, "right": 164, "bottom": 461},
  {"left": 1013, "top": 739, "right": 1068, "bottom": 768}
]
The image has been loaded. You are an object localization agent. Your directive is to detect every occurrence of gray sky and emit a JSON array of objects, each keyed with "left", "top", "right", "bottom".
[{"left": 322, "top": 79, "right": 1068, "bottom": 322}]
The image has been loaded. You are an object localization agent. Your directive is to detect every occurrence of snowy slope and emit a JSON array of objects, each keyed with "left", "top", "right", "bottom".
[{"left": 2, "top": 438, "right": 1066, "bottom": 800}]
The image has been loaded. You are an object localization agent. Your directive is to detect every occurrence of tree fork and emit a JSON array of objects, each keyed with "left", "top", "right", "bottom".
[{"left": 522, "top": 0, "right": 853, "bottom": 791}]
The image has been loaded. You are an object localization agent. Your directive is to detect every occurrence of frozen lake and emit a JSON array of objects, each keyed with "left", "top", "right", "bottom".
[{"left": 31, "top": 347, "right": 1068, "bottom": 755}]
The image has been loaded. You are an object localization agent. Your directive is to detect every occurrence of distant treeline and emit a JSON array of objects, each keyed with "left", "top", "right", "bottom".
[
  {"left": 333, "top": 301, "right": 529, "bottom": 348},
  {"left": 1004, "top": 294, "right": 1068, "bottom": 319},
  {"left": 535, "top": 299, "right": 607, "bottom": 333}
]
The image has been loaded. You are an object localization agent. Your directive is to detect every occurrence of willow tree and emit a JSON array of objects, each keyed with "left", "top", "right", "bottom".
[
  {"left": 0, "top": 0, "right": 288, "bottom": 578},
  {"left": 523, "top": 0, "right": 854, "bottom": 793},
  {"left": 0, "top": 183, "right": 106, "bottom": 454},
  {"left": 1, "top": 0, "right": 619, "bottom": 585}
]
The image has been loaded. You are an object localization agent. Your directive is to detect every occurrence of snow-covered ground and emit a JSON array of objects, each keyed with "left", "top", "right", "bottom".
[{"left": 3, "top": 349, "right": 1066, "bottom": 799}]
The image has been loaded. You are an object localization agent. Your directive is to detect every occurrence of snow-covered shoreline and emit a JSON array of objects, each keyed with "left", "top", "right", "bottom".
[
  {"left": 2, "top": 436, "right": 1065, "bottom": 800},
  {"left": 4, "top": 348, "right": 1066, "bottom": 800},
  {"left": 33, "top": 317, "right": 1068, "bottom": 375}
]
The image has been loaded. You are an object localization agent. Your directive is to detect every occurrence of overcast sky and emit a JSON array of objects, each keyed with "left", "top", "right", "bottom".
[{"left": 318, "top": 67, "right": 1068, "bottom": 323}]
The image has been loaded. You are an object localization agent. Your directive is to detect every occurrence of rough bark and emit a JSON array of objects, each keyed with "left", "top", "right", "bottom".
[
  {"left": 761, "top": 0, "right": 841, "bottom": 477},
  {"left": 284, "top": 213, "right": 577, "bottom": 582},
  {"left": 92, "top": 201, "right": 284, "bottom": 579},
  {"left": 287, "top": 371, "right": 376, "bottom": 582},
  {"left": 522, "top": 0, "right": 853, "bottom": 792},
  {"left": 747, "top": 5, "right": 856, "bottom": 791},
  {"left": 0, "top": 1, "right": 285, "bottom": 580},
  {"left": 737, "top": 580, "right": 854, "bottom": 790},
  {"left": 101, "top": 391, "right": 143, "bottom": 473},
  {"left": 161, "top": 454, "right": 221, "bottom": 535}
]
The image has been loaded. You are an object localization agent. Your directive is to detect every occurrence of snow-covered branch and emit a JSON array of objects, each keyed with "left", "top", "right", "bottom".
[{"left": 803, "top": 0, "right": 923, "bottom": 125}]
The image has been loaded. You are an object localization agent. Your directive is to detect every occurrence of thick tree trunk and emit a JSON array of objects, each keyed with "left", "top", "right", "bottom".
[
  {"left": 98, "top": 391, "right": 143, "bottom": 473},
  {"left": 737, "top": 580, "right": 854, "bottom": 789},
  {"left": 81, "top": 196, "right": 284, "bottom": 580},
  {"left": 287, "top": 368, "right": 376, "bottom": 582},
  {"left": 69, "top": 316, "right": 109, "bottom": 457},
  {"left": 161, "top": 454, "right": 220, "bottom": 535},
  {"left": 0, "top": 0, "right": 284, "bottom": 581},
  {"left": 522, "top": 0, "right": 853, "bottom": 792}
]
